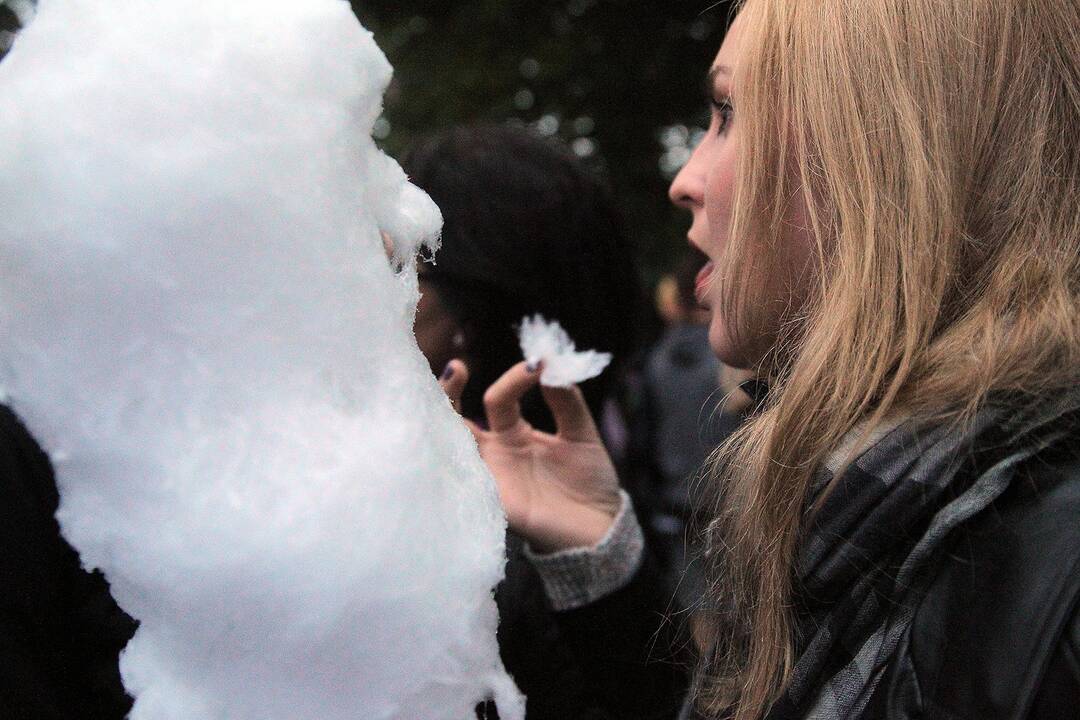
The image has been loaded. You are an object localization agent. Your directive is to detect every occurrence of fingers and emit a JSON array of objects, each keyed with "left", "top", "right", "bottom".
[
  {"left": 439, "top": 361, "right": 483, "bottom": 442},
  {"left": 438, "top": 359, "right": 469, "bottom": 414},
  {"left": 483, "top": 361, "right": 542, "bottom": 433},
  {"left": 540, "top": 383, "right": 600, "bottom": 443}
]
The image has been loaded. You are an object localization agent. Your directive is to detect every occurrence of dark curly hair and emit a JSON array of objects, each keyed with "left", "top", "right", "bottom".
[{"left": 401, "top": 123, "right": 644, "bottom": 431}]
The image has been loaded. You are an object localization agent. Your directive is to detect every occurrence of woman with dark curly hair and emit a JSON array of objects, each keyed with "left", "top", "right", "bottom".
[{"left": 405, "top": 124, "right": 688, "bottom": 720}]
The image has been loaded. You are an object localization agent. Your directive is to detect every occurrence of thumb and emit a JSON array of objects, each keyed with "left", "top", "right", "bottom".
[{"left": 540, "top": 383, "right": 600, "bottom": 443}]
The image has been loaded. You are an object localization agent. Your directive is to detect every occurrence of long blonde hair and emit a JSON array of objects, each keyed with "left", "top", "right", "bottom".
[{"left": 699, "top": 0, "right": 1080, "bottom": 717}]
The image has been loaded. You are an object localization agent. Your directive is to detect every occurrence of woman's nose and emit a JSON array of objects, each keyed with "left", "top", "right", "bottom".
[{"left": 668, "top": 144, "right": 706, "bottom": 211}]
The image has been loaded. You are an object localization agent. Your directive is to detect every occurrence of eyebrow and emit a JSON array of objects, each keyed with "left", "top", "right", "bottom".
[{"left": 704, "top": 65, "right": 732, "bottom": 98}]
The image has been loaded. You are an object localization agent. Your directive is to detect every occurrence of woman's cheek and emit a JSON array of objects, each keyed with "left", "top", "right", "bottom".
[{"left": 705, "top": 130, "right": 741, "bottom": 246}]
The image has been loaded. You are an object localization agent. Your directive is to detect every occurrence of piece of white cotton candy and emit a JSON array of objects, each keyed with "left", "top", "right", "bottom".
[
  {"left": 518, "top": 314, "right": 613, "bottom": 387},
  {"left": 0, "top": 1, "right": 524, "bottom": 719}
]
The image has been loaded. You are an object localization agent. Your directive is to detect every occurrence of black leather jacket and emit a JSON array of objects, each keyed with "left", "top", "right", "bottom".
[
  {"left": 684, "top": 418, "right": 1080, "bottom": 720},
  {"left": 867, "top": 442, "right": 1080, "bottom": 718}
]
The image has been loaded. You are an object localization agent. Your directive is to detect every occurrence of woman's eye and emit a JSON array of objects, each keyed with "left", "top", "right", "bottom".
[{"left": 711, "top": 98, "right": 734, "bottom": 135}]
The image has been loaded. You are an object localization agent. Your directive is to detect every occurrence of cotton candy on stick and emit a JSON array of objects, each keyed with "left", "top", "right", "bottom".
[
  {"left": 518, "top": 314, "right": 613, "bottom": 387},
  {"left": 0, "top": 1, "right": 522, "bottom": 718}
]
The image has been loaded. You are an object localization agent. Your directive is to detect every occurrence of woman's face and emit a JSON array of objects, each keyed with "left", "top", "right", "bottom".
[
  {"left": 414, "top": 278, "right": 465, "bottom": 377},
  {"left": 669, "top": 14, "right": 814, "bottom": 369}
]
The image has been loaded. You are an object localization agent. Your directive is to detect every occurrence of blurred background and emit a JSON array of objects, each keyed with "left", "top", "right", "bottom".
[{"left": 350, "top": 0, "right": 735, "bottom": 289}]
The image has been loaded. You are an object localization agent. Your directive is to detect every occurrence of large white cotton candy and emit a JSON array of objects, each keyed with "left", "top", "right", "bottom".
[
  {"left": 518, "top": 314, "right": 613, "bottom": 387},
  {"left": 0, "top": 1, "right": 523, "bottom": 718}
]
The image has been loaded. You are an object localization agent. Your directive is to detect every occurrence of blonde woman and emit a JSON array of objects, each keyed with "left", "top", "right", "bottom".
[{"left": 444, "top": 0, "right": 1080, "bottom": 717}]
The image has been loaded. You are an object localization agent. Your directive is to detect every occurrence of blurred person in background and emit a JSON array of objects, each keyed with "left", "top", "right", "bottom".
[
  {"left": 628, "top": 248, "right": 751, "bottom": 649},
  {"left": 402, "top": 123, "right": 688, "bottom": 720}
]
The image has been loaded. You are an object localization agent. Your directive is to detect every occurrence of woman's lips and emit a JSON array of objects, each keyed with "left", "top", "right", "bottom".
[{"left": 695, "top": 261, "right": 715, "bottom": 305}]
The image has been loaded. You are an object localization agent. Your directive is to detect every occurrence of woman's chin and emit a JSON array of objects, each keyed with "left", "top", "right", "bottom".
[
  {"left": 707, "top": 316, "right": 736, "bottom": 364},
  {"left": 707, "top": 315, "right": 756, "bottom": 370}
]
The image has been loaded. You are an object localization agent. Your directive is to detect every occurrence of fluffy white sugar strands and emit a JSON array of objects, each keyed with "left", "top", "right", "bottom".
[
  {"left": 0, "top": 1, "right": 522, "bottom": 718},
  {"left": 518, "top": 314, "right": 613, "bottom": 387}
]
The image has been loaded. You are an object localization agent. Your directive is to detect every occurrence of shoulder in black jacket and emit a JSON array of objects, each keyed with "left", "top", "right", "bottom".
[
  {"left": 690, "top": 400, "right": 1080, "bottom": 720},
  {"left": 869, "top": 440, "right": 1080, "bottom": 718}
]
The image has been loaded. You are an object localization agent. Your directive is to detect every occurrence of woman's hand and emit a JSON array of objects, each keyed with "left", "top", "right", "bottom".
[{"left": 440, "top": 360, "right": 622, "bottom": 553}]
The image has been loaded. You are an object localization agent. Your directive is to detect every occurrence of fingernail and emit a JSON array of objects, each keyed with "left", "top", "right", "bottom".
[
  {"left": 525, "top": 361, "right": 540, "bottom": 374},
  {"left": 441, "top": 363, "right": 454, "bottom": 380}
]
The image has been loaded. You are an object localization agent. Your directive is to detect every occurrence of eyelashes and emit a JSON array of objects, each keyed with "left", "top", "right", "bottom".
[{"left": 711, "top": 97, "right": 734, "bottom": 135}]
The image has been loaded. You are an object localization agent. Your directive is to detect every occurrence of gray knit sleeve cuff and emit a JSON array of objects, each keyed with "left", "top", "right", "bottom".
[{"left": 523, "top": 490, "right": 645, "bottom": 611}]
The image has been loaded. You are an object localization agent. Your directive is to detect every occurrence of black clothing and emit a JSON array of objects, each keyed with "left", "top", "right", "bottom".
[
  {"left": 629, "top": 323, "right": 741, "bottom": 607},
  {"left": 692, "top": 392, "right": 1080, "bottom": 720},
  {"left": 483, "top": 532, "right": 690, "bottom": 720},
  {"left": 637, "top": 323, "right": 728, "bottom": 502},
  {"left": 867, "top": 438, "right": 1080, "bottom": 719},
  {"left": 0, "top": 405, "right": 136, "bottom": 719}
]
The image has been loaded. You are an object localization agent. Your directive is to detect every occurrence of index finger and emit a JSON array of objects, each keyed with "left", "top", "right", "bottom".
[
  {"left": 482, "top": 361, "right": 542, "bottom": 433},
  {"left": 438, "top": 359, "right": 469, "bottom": 415}
]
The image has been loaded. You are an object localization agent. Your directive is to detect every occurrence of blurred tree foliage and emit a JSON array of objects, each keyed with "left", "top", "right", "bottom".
[{"left": 350, "top": 0, "right": 734, "bottom": 287}]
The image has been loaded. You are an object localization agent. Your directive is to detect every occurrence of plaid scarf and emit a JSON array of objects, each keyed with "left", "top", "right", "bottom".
[
  {"left": 766, "top": 391, "right": 1080, "bottom": 719},
  {"left": 683, "top": 390, "right": 1079, "bottom": 720}
]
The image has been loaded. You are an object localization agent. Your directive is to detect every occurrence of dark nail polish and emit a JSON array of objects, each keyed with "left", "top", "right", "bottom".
[
  {"left": 441, "top": 364, "right": 454, "bottom": 380},
  {"left": 525, "top": 361, "right": 539, "bottom": 374}
]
